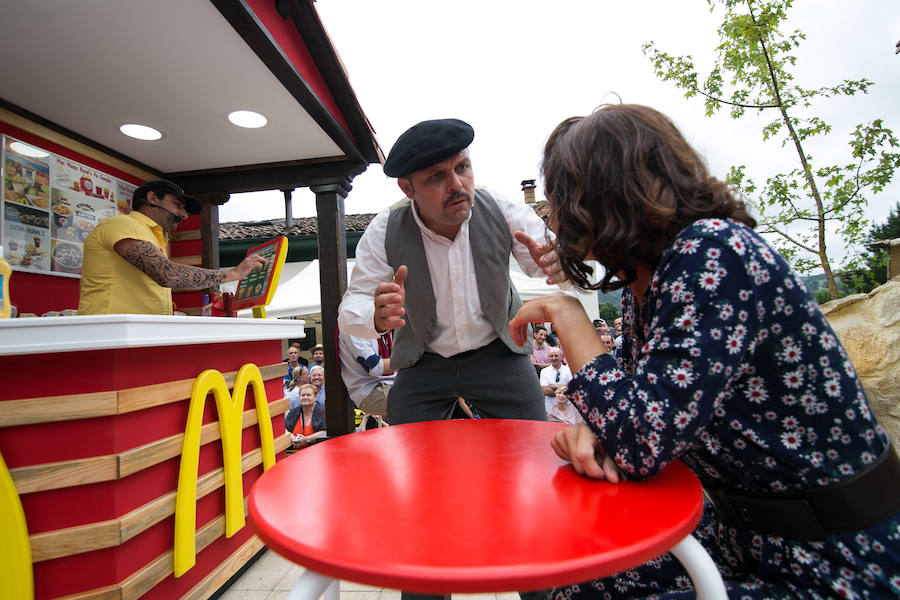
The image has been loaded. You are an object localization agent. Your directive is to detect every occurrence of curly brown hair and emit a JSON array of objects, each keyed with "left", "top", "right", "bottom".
[{"left": 541, "top": 104, "right": 756, "bottom": 291}]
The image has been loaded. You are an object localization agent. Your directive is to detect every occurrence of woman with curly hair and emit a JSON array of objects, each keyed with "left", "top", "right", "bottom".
[{"left": 510, "top": 104, "right": 900, "bottom": 598}]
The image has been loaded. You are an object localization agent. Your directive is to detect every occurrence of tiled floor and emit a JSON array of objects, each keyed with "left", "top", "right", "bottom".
[{"left": 218, "top": 548, "right": 520, "bottom": 600}]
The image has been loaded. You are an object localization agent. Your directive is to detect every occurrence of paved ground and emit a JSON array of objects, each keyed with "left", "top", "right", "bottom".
[{"left": 217, "top": 547, "right": 522, "bottom": 600}]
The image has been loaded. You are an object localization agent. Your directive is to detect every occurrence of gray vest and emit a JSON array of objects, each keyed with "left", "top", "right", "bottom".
[{"left": 384, "top": 189, "right": 533, "bottom": 369}]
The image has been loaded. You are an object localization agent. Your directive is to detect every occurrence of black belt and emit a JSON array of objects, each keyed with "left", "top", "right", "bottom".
[{"left": 704, "top": 444, "right": 900, "bottom": 541}]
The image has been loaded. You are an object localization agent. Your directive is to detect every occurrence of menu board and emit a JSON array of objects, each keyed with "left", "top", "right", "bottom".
[
  {"left": 1, "top": 135, "right": 134, "bottom": 278},
  {"left": 230, "top": 236, "right": 288, "bottom": 312}
]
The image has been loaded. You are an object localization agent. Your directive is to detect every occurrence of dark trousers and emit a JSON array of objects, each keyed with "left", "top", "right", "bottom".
[{"left": 387, "top": 338, "right": 546, "bottom": 425}]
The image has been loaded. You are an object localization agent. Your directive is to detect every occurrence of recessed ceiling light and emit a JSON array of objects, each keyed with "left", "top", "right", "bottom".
[
  {"left": 119, "top": 123, "right": 163, "bottom": 140},
  {"left": 227, "top": 110, "right": 268, "bottom": 128},
  {"left": 9, "top": 141, "right": 49, "bottom": 158}
]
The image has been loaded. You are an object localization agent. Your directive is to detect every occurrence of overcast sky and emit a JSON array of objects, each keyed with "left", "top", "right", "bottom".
[{"left": 220, "top": 0, "right": 900, "bottom": 269}]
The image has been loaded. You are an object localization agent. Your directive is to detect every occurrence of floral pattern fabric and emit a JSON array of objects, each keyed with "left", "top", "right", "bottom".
[{"left": 554, "top": 219, "right": 899, "bottom": 599}]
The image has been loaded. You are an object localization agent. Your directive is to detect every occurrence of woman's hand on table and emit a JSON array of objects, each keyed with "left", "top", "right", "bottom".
[
  {"left": 509, "top": 294, "right": 608, "bottom": 373},
  {"left": 551, "top": 424, "right": 620, "bottom": 483}
]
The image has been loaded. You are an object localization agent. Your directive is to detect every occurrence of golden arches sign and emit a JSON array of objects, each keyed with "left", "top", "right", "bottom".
[
  {"left": 174, "top": 363, "right": 276, "bottom": 577},
  {"left": 0, "top": 450, "right": 33, "bottom": 598}
]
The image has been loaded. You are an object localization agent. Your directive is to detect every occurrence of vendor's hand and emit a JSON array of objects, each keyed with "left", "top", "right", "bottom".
[
  {"left": 514, "top": 231, "right": 565, "bottom": 285},
  {"left": 374, "top": 265, "right": 407, "bottom": 332},
  {"left": 551, "top": 424, "right": 620, "bottom": 483},
  {"left": 233, "top": 253, "right": 269, "bottom": 279}
]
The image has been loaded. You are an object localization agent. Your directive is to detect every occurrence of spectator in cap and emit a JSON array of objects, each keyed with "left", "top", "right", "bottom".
[
  {"left": 78, "top": 179, "right": 267, "bottom": 315},
  {"left": 338, "top": 117, "right": 566, "bottom": 431}
]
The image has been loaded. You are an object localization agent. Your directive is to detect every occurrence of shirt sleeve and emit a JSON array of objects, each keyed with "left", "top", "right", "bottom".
[
  {"left": 490, "top": 188, "right": 572, "bottom": 291},
  {"left": 488, "top": 188, "right": 550, "bottom": 278},
  {"left": 340, "top": 333, "right": 384, "bottom": 376},
  {"left": 338, "top": 210, "right": 393, "bottom": 338},
  {"left": 568, "top": 233, "right": 760, "bottom": 479}
]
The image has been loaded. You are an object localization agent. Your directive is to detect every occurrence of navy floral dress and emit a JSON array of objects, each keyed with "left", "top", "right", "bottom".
[{"left": 555, "top": 219, "right": 899, "bottom": 599}]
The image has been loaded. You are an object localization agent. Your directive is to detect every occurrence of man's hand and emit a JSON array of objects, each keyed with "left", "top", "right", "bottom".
[
  {"left": 374, "top": 265, "right": 407, "bottom": 332},
  {"left": 227, "top": 253, "right": 269, "bottom": 282},
  {"left": 551, "top": 424, "right": 620, "bottom": 482},
  {"left": 514, "top": 231, "right": 565, "bottom": 285}
]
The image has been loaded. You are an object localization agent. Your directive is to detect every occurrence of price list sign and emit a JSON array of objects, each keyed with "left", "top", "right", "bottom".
[{"left": 231, "top": 236, "right": 288, "bottom": 312}]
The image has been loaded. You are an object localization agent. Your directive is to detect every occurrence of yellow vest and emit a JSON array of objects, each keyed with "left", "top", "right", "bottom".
[{"left": 77, "top": 211, "right": 173, "bottom": 315}]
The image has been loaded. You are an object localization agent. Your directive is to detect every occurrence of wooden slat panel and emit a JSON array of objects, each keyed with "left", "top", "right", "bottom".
[
  {"left": 120, "top": 500, "right": 249, "bottom": 600},
  {"left": 171, "top": 230, "right": 202, "bottom": 241},
  {"left": 11, "top": 456, "right": 117, "bottom": 495},
  {"left": 0, "top": 391, "right": 118, "bottom": 427},
  {"left": 170, "top": 255, "right": 202, "bottom": 266},
  {"left": 30, "top": 519, "right": 120, "bottom": 564},
  {"left": 180, "top": 536, "right": 265, "bottom": 600},
  {"left": 0, "top": 363, "right": 284, "bottom": 427},
  {"left": 30, "top": 434, "right": 290, "bottom": 562},
  {"left": 13, "top": 410, "right": 288, "bottom": 497},
  {"left": 119, "top": 435, "right": 289, "bottom": 544},
  {"left": 117, "top": 362, "right": 285, "bottom": 414},
  {"left": 118, "top": 396, "right": 289, "bottom": 477}
]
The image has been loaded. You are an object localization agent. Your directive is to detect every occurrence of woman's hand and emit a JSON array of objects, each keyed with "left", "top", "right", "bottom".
[
  {"left": 509, "top": 294, "right": 607, "bottom": 373},
  {"left": 551, "top": 424, "right": 620, "bottom": 483}
]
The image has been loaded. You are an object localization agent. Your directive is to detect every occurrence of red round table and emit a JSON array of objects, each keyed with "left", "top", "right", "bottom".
[{"left": 248, "top": 419, "right": 726, "bottom": 598}]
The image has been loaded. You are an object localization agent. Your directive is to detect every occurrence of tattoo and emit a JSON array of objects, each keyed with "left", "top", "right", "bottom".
[{"left": 118, "top": 239, "right": 227, "bottom": 289}]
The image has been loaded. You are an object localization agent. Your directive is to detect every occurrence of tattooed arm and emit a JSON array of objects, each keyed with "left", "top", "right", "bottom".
[{"left": 114, "top": 238, "right": 267, "bottom": 289}]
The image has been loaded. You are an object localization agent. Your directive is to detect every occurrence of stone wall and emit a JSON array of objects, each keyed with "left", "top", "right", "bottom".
[{"left": 821, "top": 278, "right": 900, "bottom": 448}]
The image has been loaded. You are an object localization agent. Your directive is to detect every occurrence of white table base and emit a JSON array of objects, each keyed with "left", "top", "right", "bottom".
[{"left": 671, "top": 535, "right": 728, "bottom": 599}]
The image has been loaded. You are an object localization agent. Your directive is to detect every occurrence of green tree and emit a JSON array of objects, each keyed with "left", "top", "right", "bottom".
[
  {"left": 597, "top": 301, "right": 621, "bottom": 322},
  {"left": 841, "top": 201, "right": 900, "bottom": 292},
  {"left": 643, "top": 0, "right": 900, "bottom": 300}
]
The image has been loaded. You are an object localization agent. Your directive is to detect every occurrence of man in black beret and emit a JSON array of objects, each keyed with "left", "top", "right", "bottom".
[
  {"left": 79, "top": 179, "right": 267, "bottom": 315},
  {"left": 339, "top": 118, "right": 565, "bottom": 430}
]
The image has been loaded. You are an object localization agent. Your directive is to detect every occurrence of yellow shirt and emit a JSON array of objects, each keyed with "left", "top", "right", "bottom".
[{"left": 77, "top": 211, "right": 173, "bottom": 315}]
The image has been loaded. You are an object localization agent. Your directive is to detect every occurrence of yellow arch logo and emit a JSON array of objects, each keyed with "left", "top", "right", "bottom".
[
  {"left": 174, "top": 364, "right": 276, "bottom": 577},
  {"left": 0, "top": 450, "right": 33, "bottom": 599}
]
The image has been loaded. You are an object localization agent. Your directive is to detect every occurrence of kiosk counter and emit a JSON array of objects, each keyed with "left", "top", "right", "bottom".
[{"left": 0, "top": 315, "right": 302, "bottom": 600}]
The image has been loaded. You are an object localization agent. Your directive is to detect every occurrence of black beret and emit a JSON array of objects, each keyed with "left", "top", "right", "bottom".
[{"left": 383, "top": 118, "right": 474, "bottom": 177}]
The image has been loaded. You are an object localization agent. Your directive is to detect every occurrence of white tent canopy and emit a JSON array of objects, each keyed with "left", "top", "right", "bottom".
[{"left": 237, "top": 259, "right": 600, "bottom": 321}]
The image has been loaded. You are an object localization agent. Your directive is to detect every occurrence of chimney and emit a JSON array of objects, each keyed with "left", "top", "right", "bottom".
[{"left": 521, "top": 179, "right": 536, "bottom": 204}]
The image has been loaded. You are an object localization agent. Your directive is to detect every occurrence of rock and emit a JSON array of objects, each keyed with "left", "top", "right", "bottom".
[{"left": 822, "top": 278, "right": 900, "bottom": 448}]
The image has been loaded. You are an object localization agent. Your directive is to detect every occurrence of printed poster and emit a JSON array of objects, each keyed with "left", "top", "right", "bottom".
[{"left": 1, "top": 135, "right": 136, "bottom": 277}]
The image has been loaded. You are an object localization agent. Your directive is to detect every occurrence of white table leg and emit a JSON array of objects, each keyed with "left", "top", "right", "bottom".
[
  {"left": 288, "top": 569, "right": 338, "bottom": 600},
  {"left": 669, "top": 535, "right": 728, "bottom": 600}
]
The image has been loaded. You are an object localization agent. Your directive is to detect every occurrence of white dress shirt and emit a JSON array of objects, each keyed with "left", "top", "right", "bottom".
[
  {"left": 540, "top": 364, "right": 573, "bottom": 411},
  {"left": 338, "top": 332, "right": 396, "bottom": 406},
  {"left": 338, "top": 188, "right": 553, "bottom": 358}
]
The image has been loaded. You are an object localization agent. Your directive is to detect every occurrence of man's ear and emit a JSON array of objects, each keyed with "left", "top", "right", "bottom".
[{"left": 397, "top": 177, "right": 413, "bottom": 199}]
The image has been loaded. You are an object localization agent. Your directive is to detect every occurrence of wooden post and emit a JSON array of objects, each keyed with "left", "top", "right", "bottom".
[
  {"left": 311, "top": 180, "right": 354, "bottom": 436},
  {"left": 282, "top": 189, "right": 293, "bottom": 236}
]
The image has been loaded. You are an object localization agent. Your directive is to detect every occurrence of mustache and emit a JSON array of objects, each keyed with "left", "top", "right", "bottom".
[{"left": 443, "top": 191, "right": 471, "bottom": 207}]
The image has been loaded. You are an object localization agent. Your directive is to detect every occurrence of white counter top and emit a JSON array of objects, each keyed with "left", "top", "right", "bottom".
[{"left": 0, "top": 314, "right": 304, "bottom": 356}]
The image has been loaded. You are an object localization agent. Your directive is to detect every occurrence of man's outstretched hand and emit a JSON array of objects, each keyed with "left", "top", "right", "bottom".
[
  {"left": 374, "top": 265, "right": 407, "bottom": 332},
  {"left": 514, "top": 231, "right": 565, "bottom": 285}
]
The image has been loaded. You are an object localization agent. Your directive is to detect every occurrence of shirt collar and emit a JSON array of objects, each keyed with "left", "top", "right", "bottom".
[{"left": 129, "top": 210, "right": 164, "bottom": 233}]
